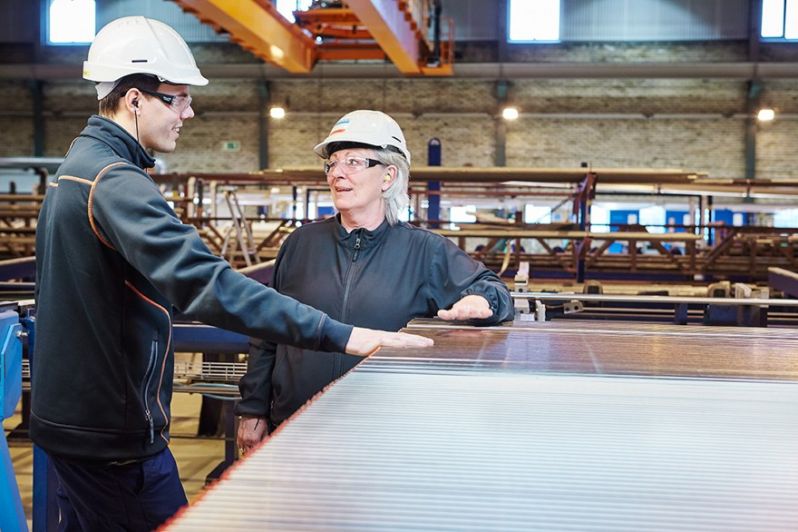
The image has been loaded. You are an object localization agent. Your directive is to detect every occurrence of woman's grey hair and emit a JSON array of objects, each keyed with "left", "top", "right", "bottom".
[{"left": 371, "top": 148, "right": 410, "bottom": 225}]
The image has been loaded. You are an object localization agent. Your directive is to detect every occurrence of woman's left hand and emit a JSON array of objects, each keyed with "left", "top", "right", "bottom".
[{"left": 437, "top": 295, "right": 492, "bottom": 321}]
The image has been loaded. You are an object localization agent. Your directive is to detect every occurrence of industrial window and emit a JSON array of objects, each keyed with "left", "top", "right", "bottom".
[
  {"left": 275, "top": 0, "right": 314, "bottom": 23},
  {"left": 508, "top": 0, "right": 560, "bottom": 42},
  {"left": 48, "top": 0, "right": 95, "bottom": 44},
  {"left": 761, "top": 0, "right": 798, "bottom": 39}
]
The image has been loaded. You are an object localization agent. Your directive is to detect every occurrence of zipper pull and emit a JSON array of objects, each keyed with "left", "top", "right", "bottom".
[
  {"left": 146, "top": 411, "right": 154, "bottom": 444},
  {"left": 353, "top": 233, "right": 362, "bottom": 262}
]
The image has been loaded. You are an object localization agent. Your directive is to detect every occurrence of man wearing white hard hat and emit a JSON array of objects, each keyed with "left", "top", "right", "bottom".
[
  {"left": 32, "top": 19, "right": 432, "bottom": 531},
  {"left": 236, "top": 110, "right": 514, "bottom": 452}
]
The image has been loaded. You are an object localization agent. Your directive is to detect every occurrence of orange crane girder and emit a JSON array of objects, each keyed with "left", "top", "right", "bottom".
[
  {"left": 173, "top": 0, "right": 316, "bottom": 73},
  {"left": 344, "top": 0, "right": 424, "bottom": 74}
]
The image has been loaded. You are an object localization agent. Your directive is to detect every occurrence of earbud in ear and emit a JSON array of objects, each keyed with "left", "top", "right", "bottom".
[
  {"left": 133, "top": 99, "right": 139, "bottom": 108},
  {"left": 384, "top": 175, "right": 391, "bottom": 182}
]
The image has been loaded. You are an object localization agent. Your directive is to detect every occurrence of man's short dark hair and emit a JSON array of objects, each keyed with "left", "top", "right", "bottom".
[{"left": 98, "top": 74, "right": 160, "bottom": 117}]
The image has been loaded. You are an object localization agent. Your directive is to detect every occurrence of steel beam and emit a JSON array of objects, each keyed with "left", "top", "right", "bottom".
[
  {"left": 345, "top": 0, "right": 422, "bottom": 74},
  {"left": 174, "top": 0, "right": 316, "bottom": 73},
  {"left": 769, "top": 267, "right": 798, "bottom": 298}
]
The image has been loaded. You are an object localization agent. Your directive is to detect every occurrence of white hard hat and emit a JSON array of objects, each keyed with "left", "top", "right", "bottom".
[
  {"left": 314, "top": 110, "right": 411, "bottom": 164},
  {"left": 83, "top": 16, "right": 208, "bottom": 99}
]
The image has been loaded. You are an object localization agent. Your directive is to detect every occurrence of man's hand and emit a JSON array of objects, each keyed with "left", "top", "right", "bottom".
[
  {"left": 237, "top": 416, "right": 268, "bottom": 456},
  {"left": 345, "top": 327, "right": 434, "bottom": 357},
  {"left": 437, "top": 294, "right": 492, "bottom": 321}
]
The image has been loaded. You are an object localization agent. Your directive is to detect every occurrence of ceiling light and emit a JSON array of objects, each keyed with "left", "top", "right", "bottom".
[
  {"left": 269, "top": 106, "right": 286, "bottom": 119},
  {"left": 757, "top": 108, "right": 775, "bottom": 122},
  {"left": 502, "top": 106, "right": 519, "bottom": 121}
]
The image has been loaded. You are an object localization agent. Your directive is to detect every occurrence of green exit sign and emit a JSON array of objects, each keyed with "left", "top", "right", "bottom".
[{"left": 221, "top": 140, "right": 241, "bottom": 152}]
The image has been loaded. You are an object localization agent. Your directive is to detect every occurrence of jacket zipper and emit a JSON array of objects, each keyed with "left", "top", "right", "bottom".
[
  {"left": 334, "top": 230, "right": 363, "bottom": 375},
  {"left": 125, "top": 280, "right": 172, "bottom": 445},
  {"left": 142, "top": 336, "right": 158, "bottom": 444},
  {"left": 340, "top": 229, "right": 363, "bottom": 323}
]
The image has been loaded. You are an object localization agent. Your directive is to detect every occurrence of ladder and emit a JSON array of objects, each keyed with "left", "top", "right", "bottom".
[{"left": 219, "top": 188, "right": 260, "bottom": 267}]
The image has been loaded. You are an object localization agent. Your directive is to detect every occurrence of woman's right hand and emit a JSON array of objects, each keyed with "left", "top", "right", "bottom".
[{"left": 237, "top": 416, "right": 268, "bottom": 456}]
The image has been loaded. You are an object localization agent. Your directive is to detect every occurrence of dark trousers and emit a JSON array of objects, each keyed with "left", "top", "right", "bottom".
[{"left": 50, "top": 447, "right": 187, "bottom": 532}]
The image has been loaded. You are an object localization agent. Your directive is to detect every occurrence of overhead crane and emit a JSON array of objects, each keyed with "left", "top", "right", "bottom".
[{"left": 171, "top": 0, "right": 454, "bottom": 75}]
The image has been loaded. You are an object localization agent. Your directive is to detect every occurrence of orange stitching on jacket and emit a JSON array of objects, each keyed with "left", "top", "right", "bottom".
[
  {"left": 87, "top": 162, "right": 126, "bottom": 250},
  {"left": 66, "top": 136, "right": 79, "bottom": 155},
  {"left": 58, "top": 175, "right": 93, "bottom": 186},
  {"left": 124, "top": 280, "right": 173, "bottom": 444}
]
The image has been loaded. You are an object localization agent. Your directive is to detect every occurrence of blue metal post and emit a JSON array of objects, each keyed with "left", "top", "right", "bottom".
[
  {"left": 1, "top": 309, "right": 27, "bottom": 532},
  {"left": 22, "top": 315, "right": 59, "bottom": 532},
  {"left": 427, "top": 138, "right": 441, "bottom": 228}
]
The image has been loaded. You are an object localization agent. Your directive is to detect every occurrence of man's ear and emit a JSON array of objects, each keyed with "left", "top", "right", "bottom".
[{"left": 125, "top": 88, "right": 142, "bottom": 114}]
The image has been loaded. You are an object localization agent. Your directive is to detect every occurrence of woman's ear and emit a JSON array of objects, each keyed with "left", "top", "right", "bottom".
[{"left": 381, "top": 167, "right": 396, "bottom": 191}]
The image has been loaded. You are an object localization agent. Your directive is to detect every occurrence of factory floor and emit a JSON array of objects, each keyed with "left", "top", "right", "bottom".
[{"left": 3, "top": 392, "right": 227, "bottom": 530}]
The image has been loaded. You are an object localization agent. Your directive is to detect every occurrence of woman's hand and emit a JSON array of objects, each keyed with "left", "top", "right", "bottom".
[{"left": 437, "top": 295, "right": 492, "bottom": 321}]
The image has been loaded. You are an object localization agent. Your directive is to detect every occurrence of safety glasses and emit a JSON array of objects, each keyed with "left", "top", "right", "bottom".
[
  {"left": 139, "top": 88, "right": 193, "bottom": 114},
  {"left": 324, "top": 156, "right": 383, "bottom": 175}
]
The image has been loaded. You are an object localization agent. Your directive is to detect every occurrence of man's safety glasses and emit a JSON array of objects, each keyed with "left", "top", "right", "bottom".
[
  {"left": 139, "top": 89, "right": 193, "bottom": 114},
  {"left": 324, "top": 157, "right": 383, "bottom": 175}
]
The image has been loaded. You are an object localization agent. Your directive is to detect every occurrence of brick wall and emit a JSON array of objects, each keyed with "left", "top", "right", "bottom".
[
  {"left": 2, "top": 56, "right": 798, "bottom": 180},
  {"left": 505, "top": 116, "right": 746, "bottom": 177},
  {"left": 268, "top": 112, "right": 497, "bottom": 168},
  {"left": 0, "top": 81, "right": 34, "bottom": 156}
]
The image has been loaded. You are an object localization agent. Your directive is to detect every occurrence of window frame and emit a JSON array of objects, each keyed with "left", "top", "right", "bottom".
[
  {"left": 761, "top": 0, "right": 798, "bottom": 42},
  {"left": 274, "top": 0, "right": 314, "bottom": 23},
  {"left": 506, "top": 0, "right": 562, "bottom": 44},
  {"left": 45, "top": 0, "right": 97, "bottom": 46}
]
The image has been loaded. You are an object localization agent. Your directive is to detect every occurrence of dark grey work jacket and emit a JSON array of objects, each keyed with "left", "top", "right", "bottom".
[
  {"left": 32, "top": 116, "right": 352, "bottom": 461},
  {"left": 236, "top": 216, "right": 514, "bottom": 427}
]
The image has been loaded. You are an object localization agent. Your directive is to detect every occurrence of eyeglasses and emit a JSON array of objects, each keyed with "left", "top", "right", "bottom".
[
  {"left": 139, "top": 89, "right": 193, "bottom": 114},
  {"left": 324, "top": 156, "right": 383, "bottom": 175}
]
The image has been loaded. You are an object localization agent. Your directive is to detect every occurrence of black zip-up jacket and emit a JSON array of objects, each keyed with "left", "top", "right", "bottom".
[
  {"left": 32, "top": 116, "right": 352, "bottom": 462},
  {"left": 236, "top": 216, "right": 514, "bottom": 426}
]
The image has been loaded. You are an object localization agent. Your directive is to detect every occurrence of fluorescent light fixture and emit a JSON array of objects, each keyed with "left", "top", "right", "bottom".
[
  {"left": 502, "top": 106, "right": 520, "bottom": 121},
  {"left": 269, "top": 106, "right": 287, "bottom": 119},
  {"left": 757, "top": 108, "right": 775, "bottom": 122},
  {"left": 270, "top": 45, "right": 285, "bottom": 60}
]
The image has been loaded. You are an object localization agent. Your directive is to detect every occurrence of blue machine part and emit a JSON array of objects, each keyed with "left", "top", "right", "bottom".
[
  {"left": 427, "top": 138, "right": 441, "bottom": 229},
  {"left": 1, "top": 308, "right": 27, "bottom": 532},
  {"left": 665, "top": 210, "right": 689, "bottom": 233},
  {"left": 609, "top": 209, "right": 640, "bottom": 253}
]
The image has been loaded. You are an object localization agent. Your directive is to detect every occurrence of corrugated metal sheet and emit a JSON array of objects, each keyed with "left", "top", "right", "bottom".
[
  {"left": 562, "top": 0, "right": 750, "bottom": 41},
  {"left": 7, "top": 0, "right": 753, "bottom": 46},
  {"left": 169, "top": 373, "right": 798, "bottom": 531},
  {"left": 442, "top": 0, "right": 500, "bottom": 41},
  {"left": 168, "top": 321, "right": 798, "bottom": 531},
  {"left": 96, "top": 0, "right": 227, "bottom": 42}
]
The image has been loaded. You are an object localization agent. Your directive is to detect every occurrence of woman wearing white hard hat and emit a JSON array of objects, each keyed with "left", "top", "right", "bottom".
[
  {"left": 34, "top": 20, "right": 432, "bottom": 531},
  {"left": 236, "top": 110, "right": 515, "bottom": 452}
]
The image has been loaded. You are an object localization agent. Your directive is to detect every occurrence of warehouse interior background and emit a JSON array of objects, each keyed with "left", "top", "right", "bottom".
[
  {"left": 4, "top": 0, "right": 798, "bottom": 529},
  {"left": 2, "top": 0, "right": 798, "bottom": 231}
]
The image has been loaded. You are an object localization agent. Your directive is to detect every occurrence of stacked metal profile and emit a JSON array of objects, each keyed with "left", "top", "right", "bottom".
[{"left": 167, "top": 321, "right": 798, "bottom": 531}]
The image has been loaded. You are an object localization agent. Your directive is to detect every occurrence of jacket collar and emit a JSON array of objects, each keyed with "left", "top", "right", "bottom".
[
  {"left": 334, "top": 214, "right": 390, "bottom": 247},
  {"left": 79, "top": 115, "right": 156, "bottom": 169}
]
